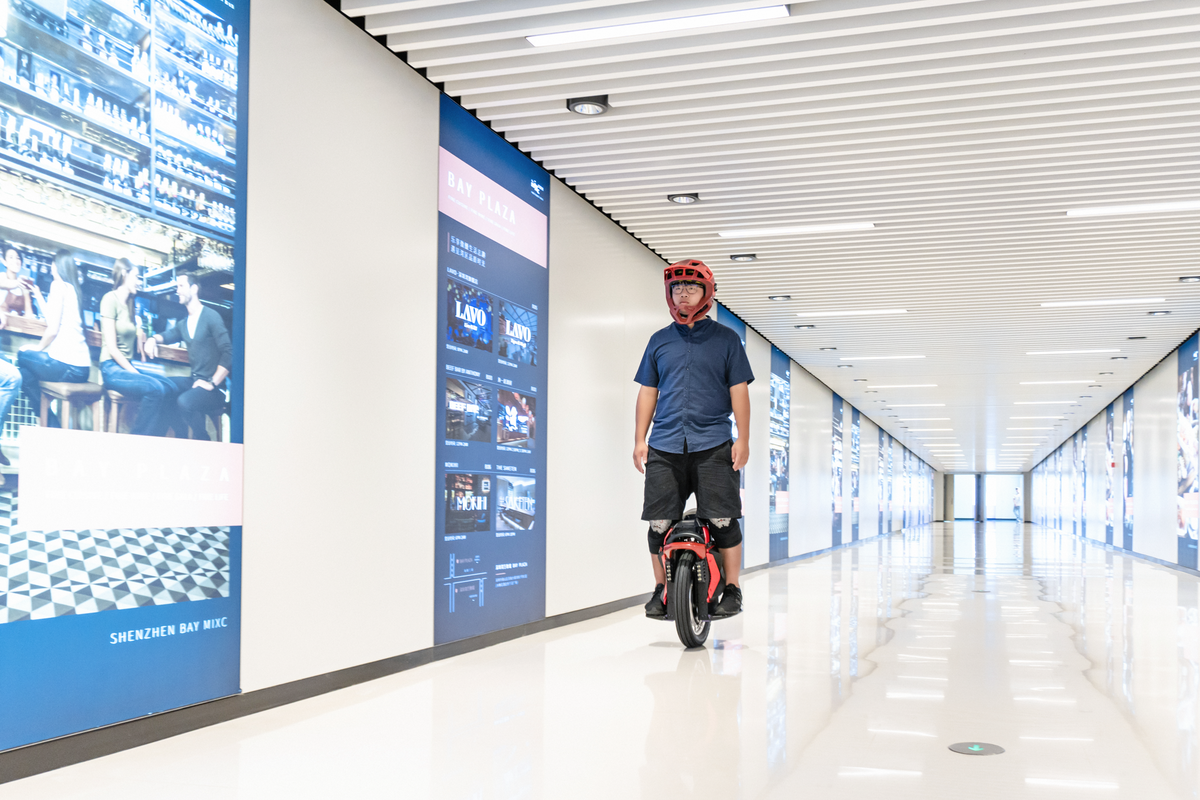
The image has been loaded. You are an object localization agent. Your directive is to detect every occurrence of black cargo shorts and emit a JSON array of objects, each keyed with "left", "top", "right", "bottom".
[{"left": 642, "top": 440, "right": 743, "bottom": 552}]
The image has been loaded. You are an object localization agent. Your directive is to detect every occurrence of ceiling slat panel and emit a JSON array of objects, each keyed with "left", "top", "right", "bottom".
[{"left": 340, "top": 0, "right": 1200, "bottom": 472}]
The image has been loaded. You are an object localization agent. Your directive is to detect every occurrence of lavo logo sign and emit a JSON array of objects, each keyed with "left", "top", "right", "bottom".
[
  {"left": 456, "top": 302, "right": 488, "bottom": 328},
  {"left": 504, "top": 319, "right": 532, "bottom": 343}
]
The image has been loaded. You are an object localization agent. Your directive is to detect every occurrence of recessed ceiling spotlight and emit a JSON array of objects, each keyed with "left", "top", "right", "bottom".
[
  {"left": 1100, "top": 371, "right": 1113, "bottom": 375},
  {"left": 731, "top": 254, "right": 757, "bottom": 262},
  {"left": 837, "top": 365, "right": 853, "bottom": 369},
  {"left": 566, "top": 95, "right": 610, "bottom": 115},
  {"left": 1112, "top": 356, "right": 1128, "bottom": 360},
  {"left": 1149, "top": 310, "right": 1171, "bottom": 316},
  {"left": 853, "top": 379, "right": 868, "bottom": 382},
  {"left": 768, "top": 295, "right": 791, "bottom": 301},
  {"left": 1079, "top": 395, "right": 1092, "bottom": 399},
  {"left": 1182, "top": 276, "right": 1200, "bottom": 283},
  {"left": 795, "top": 324, "right": 816, "bottom": 330},
  {"left": 667, "top": 193, "right": 699, "bottom": 204},
  {"left": 1128, "top": 336, "right": 1147, "bottom": 340},
  {"left": 1089, "top": 385, "right": 1102, "bottom": 388},
  {"left": 819, "top": 347, "right": 837, "bottom": 351},
  {"left": 865, "top": 390, "right": 878, "bottom": 394}
]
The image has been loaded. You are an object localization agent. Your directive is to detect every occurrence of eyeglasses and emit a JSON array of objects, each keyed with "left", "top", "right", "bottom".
[{"left": 671, "top": 283, "right": 704, "bottom": 297}]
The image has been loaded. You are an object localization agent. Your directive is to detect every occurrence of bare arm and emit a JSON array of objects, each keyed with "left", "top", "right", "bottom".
[
  {"left": 730, "top": 381, "right": 750, "bottom": 470},
  {"left": 633, "top": 385, "right": 658, "bottom": 474}
]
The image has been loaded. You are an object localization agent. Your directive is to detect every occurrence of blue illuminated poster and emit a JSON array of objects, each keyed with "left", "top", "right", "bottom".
[
  {"left": 850, "top": 408, "right": 860, "bottom": 541},
  {"left": 714, "top": 302, "right": 747, "bottom": 537},
  {"left": 1106, "top": 403, "right": 1114, "bottom": 545},
  {"left": 768, "top": 346, "right": 789, "bottom": 561},
  {"left": 832, "top": 394, "right": 843, "bottom": 547},
  {"left": 435, "top": 97, "right": 549, "bottom": 644},
  {"left": 1123, "top": 388, "right": 1134, "bottom": 550},
  {"left": 1179, "top": 334, "right": 1198, "bottom": 568},
  {"left": 0, "top": 0, "right": 249, "bottom": 751},
  {"left": 1080, "top": 427, "right": 1087, "bottom": 539},
  {"left": 886, "top": 435, "right": 893, "bottom": 532},
  {"left": 878, "top": 430, "right": 886, "bottom": 534}
]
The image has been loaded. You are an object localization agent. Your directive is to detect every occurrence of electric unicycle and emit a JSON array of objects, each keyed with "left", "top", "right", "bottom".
[{"left": 655, "top": 512, "right": 727, "bottom": 648}]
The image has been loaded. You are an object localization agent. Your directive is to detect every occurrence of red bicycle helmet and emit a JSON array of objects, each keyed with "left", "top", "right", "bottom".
[{"left": 664, "top": 259, "right": 717, "bottom": 325}]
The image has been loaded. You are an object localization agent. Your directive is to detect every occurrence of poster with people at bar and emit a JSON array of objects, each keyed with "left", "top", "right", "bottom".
[{"left": 0, "top": 0, "right": 248, "bottom": 751}]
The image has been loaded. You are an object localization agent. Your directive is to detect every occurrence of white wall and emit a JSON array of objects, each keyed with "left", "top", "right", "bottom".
[
  {"left": 544, "top": 182, "right": 665, "bottom": 617},
  {"left": 241, "top": 0, "right": 440, "bottom": 691},
  {"left": 790, "top": 365, "right": 833, "bottom": 557},
  {"left": 1133, "top": 353, "right": 1178, "bottom": 564},
  {"left": 743, "top": 328, "right": 772, "bottom": 568}
]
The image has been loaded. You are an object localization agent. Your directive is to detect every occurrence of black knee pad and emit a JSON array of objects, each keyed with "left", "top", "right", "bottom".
[
  {"left": 648, "top": 525, "right": 666, "bottom": 554},
  {"left": 710, "top": 518, "right": 742, "bottom": 549}
]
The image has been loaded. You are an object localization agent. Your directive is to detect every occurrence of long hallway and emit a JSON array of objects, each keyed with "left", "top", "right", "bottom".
[{"left": 6, "top": 522, "right": 1194, "bottom": 799}]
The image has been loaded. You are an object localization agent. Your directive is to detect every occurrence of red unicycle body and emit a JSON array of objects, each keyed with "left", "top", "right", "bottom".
[{"left": 656, "top": 512, "right": 726, "bottom": 648}]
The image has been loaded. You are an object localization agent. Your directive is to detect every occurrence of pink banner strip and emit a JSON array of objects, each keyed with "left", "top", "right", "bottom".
[
  {"left": 438, "top": 148, "right": 548, "bottom": 268},
  {"left": 18, "top": 427, "right": 243, "bottom": 531}
]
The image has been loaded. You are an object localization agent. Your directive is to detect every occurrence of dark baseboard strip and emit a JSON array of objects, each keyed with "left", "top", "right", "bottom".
[{"left": 0, "top": 532, "right": 908, "bottom": 784}]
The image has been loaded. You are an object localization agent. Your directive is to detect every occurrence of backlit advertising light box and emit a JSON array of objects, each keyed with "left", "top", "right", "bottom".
[
  {"left": 435, "top": 96, "right": 549, "bottom": 644},
  {"left": 0, "top": 0, "right": 248, "bottom": 750}
]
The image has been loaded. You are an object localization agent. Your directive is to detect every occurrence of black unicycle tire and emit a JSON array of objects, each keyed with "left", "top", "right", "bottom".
[{"left": 671, "top": 551, "right": 710, "bottom": 648}]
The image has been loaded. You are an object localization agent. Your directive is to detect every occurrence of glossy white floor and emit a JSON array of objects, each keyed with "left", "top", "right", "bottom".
[{"left": 7, "top": 521, "right": 1199, "bottom": 799}]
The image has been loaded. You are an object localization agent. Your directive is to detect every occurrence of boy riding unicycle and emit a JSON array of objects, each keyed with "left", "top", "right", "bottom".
[{"left": 634, "top": 259, "right": 754, "bottom": 620}]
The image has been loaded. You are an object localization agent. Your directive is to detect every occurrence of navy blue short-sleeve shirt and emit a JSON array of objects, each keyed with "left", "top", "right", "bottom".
[{"left": 634, "top": 317, "right": 755, "bottom": 454}]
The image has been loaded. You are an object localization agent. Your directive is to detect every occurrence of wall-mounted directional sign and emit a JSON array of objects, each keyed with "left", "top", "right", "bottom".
[{"left": 949, "top": 742, "right": 1005, "bottom": 755}]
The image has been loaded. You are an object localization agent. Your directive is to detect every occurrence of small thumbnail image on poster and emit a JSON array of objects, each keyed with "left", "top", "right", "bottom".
[
  {"left": 496, "top": 475, "right": 536, "bottom": 531},
  {"left": 445, "top": 473, "right": 491, "bottom": 533},
  {"left": 446, "top": 378, "right": 493, "bottom": 443},
  {"left": 497, "top": 301, "right": 537, "bottom": 366},
  {"left": 497, "top": 390, "right": 535, "bottom": 449},
  {"left": 447, "top": 279, "right": 493, "bottom": 352}
]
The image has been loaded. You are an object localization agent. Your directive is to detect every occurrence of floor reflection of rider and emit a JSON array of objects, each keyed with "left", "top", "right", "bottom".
[
  {"left": 641, "top": 649, "right": 742, "bottom": 796},
  {"left": 634, "top": 259, "right": 754, "bottom": 619}
]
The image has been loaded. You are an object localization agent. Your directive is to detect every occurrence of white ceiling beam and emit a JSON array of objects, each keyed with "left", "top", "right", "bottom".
[
  {"left": 487, "top": 70, "right": 1197, "bottom": 135},
  {"left": 341, "top": 0, "right": 476, "bottom": 16},
  {"left": 403, "top": 0, "right": 1153, "bottom": 66},
  {"left": 415, "top": 0, "right": 1179, "bottom": 75},
  {"left": 436, "top": 11, "right": 1198, "bottom": 91},
  {"left": 557, "top": 140, "right": 1199, "bottom": 194},
  {"left": 505, "top": 89, "right": 1197, "bottom": 151},
  {"left": 455, "top": 34, "right": 1196, "bottom": 110},
  {"left": 377, "top": 0, "right": 770, "bottom": 45}
]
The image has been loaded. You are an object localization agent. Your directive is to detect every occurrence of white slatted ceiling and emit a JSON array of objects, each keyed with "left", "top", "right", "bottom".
[{"left": 343, "top": 0, "right": 1200, "bottom": 473}]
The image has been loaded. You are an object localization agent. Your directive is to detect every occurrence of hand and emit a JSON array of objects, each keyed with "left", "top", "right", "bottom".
[
  {"left": 633, "top": 441, "right": 649, "bottom": 474},
  {"left": 144, "top": 337, "right": 158, "bottom": 359},
  {"left": 731, "top": 438, "right": 749, "bottom": 471},
  {"left": 193, "top": 379, "right": 214, "bottom": 391}
]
